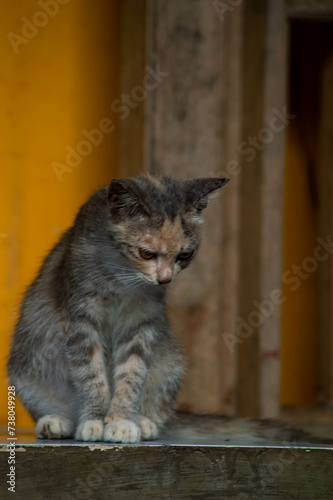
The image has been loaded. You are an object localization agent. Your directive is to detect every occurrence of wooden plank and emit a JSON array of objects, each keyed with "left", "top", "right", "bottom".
[
  {"left": 318, "top": 52, "right": 333, "bottom": 406},
  {"left": 3, "top": 414, "right": 333, "bottom": 498},
  {"left": 259, "top": 0, "right": 287, "bottom": 417},
  {"left": 217, "top": 0, "right": 243, "bottom": 416},
  {"left": 118, "top": 0, "right": 146, "bottom": 177},
  {"left": 145, "top": 0, "right": 228, "bottom": 414},
  {"left": 237, "top": 0, "right": 268, "bottom": 418},
  {"left": 1, "top": 440, "right": 333, "bottom": 499}
]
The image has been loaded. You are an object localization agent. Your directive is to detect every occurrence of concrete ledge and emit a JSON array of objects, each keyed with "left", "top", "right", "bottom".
[{"left": 1, "top": 414, "right": 333, "bottom": 499}]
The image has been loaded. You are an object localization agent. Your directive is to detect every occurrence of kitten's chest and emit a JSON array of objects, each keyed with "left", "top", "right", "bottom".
[{"left": 102, "top": 288, "right": 161, "bottom": 336}]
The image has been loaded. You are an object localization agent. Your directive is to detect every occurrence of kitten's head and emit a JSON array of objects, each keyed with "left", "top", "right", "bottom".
[{"left": 108, "top": 175, "right": 229, "bottom": 286}]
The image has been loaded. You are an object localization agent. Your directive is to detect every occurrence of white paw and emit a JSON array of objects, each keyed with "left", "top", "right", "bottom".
[
  {"left": 75, "top": 419, "right": 104, "bottom": 441},
  {"left": 36, "top": 415, "right": 74, "bottom": 439},
  {"left": 138, "top": 416, "right": 158, "bottom": 440},
  {"left": 103, "top": 419, "right": 141, "bottom": 443}
]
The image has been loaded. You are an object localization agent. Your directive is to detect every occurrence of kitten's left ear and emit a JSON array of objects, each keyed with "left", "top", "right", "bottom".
[
  {"left": 108, "top": 178, "right": 148, "bottom": 218},
  {"left": 186, "top": 177, "right": 230, "bottom": 211}
]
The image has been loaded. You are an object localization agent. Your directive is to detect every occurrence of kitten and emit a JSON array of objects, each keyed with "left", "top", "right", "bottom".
[{"left": 8, "top": 175, "right": 229, "bottom": 443}]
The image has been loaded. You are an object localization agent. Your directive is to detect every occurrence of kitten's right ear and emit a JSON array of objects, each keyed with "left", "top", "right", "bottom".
[
  {"left": 185, "top": 177, "right": 230, "bottom": 211},
  {"left": 108, "top": 179, "right": 148, "bottom": 218}
]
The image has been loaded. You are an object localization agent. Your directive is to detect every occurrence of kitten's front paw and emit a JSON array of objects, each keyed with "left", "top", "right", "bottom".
[
  {"left": 104, "top": 419, "right": 141, "bottom": 443},
  {"left": 138, "top": 416, "right": 159, "bottom": 440},
  {"left": 36, "top": 415, "right": 74, "bottom": 439},
  {"left": 75, "top": 420, "right": 104, "bottom": 441}
]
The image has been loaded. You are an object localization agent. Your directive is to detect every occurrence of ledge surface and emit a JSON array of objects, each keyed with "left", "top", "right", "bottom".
[{"left": 1, "top": 414, "right": 333, "bottom": 499}]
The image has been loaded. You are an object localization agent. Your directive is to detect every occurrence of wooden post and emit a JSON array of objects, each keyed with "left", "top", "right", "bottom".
[
  {"left": 237, "top": 0, "right": 268, "bottom": 418},
  {"left": 259, "top": 0, "right": 287, "bottom": 418},
  {"left": 217, "top": 2, "right": 243, "bottom": 416},
  {"left": 318, "top": 52, "right": 333, "bottom": 407},
  {"left": 118, "top": 0, "right": 146, "bottom": 177},
  {"left": 145, "top": 0, "right": 231, "bottom": 414}
]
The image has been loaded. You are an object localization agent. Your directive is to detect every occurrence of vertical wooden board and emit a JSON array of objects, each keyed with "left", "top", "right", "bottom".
[
  {"left": 118, "top": 0, "right": 146, "bottom": 177},
  {"left": 217, "top": 5, "right": 243, "bottom": 416},
  {"left": 318, "top": 52, "right": 333, "bottom": 406},
  {"left": 259, "top": 0, "right": 287, "bottom": 417},
  {"left": 237, "top": 0, "right": 268, "bottom": 418},
  {"left": 145, "top": 0, "right": 227, "bottom": 414}
]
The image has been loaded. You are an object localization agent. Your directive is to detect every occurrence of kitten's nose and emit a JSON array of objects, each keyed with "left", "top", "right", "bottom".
[{"left": 157, "top": 277, "right": 172, "bottom": 285}]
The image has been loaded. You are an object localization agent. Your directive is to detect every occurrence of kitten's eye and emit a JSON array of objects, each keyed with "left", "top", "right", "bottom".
[
  {"left": 177, "top": 250, "right": 195, "bottom": 261},
  {"left": 139, "top": 248, "right": 156, "bottom": 260}
]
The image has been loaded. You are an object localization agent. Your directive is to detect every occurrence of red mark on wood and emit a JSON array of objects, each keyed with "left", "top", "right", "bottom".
[{"left": 263, "top": 350, "right": 280, "bottom": 360}]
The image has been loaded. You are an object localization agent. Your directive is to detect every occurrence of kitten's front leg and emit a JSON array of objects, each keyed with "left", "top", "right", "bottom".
[
  {"left": 65, "top": 312, "right": 110, "bottom": 441},
  {"left": 104, "top": 324, "right": 152, "bottom": 443}
]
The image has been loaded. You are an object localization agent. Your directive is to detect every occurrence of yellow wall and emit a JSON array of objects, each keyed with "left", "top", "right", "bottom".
[
  {"left": 281, "top": 124, "right": 317, "bottom": 406},
  {"left": 0, "top": 1, "right": 120, "bottom": 430}
]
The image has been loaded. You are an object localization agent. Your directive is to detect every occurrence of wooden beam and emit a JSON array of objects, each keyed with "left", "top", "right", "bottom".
[
  {"left": 318, "top": 52, "right": 333, "bottom": 406},
  {"left": 118, "top": 0, "right": 146, "bottom": 177},
  {"left": 259, "top": 0, "right": 287, "bottom": 418},
  {"left": 217, "top": 2, "right": 243, "bottom": 416},
  {"left": 1, "top": 415, "right": 333, "bottom": 500},
  {"left": 237, "top": 0, "right": 268, "bottom": 418},
  {"left": 145, "top": 0, "right": 228, "bottom": 414}
]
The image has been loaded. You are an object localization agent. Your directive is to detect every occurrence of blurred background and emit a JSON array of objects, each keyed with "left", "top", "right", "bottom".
[{"left": 1, "top": 0, "right": 333, "bottom": 432}]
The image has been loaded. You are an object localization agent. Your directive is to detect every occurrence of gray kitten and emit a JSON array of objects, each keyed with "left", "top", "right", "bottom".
[{"left": 8, "top": 175, "right": 229, "bottom": 443}]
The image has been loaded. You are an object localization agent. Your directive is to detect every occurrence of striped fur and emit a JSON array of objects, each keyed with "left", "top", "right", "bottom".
[{"left": 8, "top": 175, "right": 229, "bottom": 442}]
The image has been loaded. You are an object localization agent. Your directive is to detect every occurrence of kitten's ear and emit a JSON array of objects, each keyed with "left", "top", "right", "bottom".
[
  {"left": 186, "top": 177, "right": 230, "bottom": 211},
  {"left": 108, "top": 179, "right": 148, "bottom": 217}
]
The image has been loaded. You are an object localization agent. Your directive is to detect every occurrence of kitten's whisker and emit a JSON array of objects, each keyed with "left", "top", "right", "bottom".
[
  {"left": 117, "top": 273, "right": 141, "bottom": 280},
  {"left": 118, "top": 276, "right": 143, "bottom": 287},
  {"left": 115, "top": 273, "right": 141, "bottom": 280},
  {"left": 110, "top": 264, "right": 137, "bottom": 272},
  {"left": 114, "top": 275, "right": 138, "bottom": 281}
]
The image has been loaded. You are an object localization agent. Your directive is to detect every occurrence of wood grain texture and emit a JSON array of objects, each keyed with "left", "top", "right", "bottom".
[
  {"left": 319, "top": 52, "right": 333, "bottom": 406},
  {"left": 237, "top": 0, "right": 268, "bottom": 418},
  {"left": 118, "top": 0, "right": 146, "bottom": 177},
  {"left": 259, "top": 0, "right": 287, "bottom": 418},
  {"left": 1, "top": 442, "right": 333, "bottom": 499},
  {"left": 3, "top": 414, "right": 333, "bottom": 499},
  {"left": 217, "top": 0, "right": 242, "bottom": 416},
  {"left": 145, "top": 0, "right": 228, "bottom": 414}
]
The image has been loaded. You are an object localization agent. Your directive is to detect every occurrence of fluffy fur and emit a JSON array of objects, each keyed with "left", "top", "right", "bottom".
[{"left": 8, "top": 175, "right": 229, "bottom": 442}]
